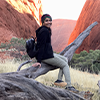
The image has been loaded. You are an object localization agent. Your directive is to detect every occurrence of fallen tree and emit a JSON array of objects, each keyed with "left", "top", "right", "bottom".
[{"left": 0, "top": 22, "right": 98, "bottom": 100}]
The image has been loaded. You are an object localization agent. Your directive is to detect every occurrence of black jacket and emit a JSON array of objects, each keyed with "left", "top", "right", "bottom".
[{"left": 36, "top": 26, "right": 54, "bottom": 63}]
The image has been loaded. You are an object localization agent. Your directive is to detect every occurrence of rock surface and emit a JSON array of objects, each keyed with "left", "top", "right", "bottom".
[
  {"left": 68, "top": 0, "right": 100, "bottom": 53},
  {"left": 0, "top": 0, "right": 77, "bottom": 59},
  {"left": 51, "top": 19, "right": 76, "bottom": 52},
  {"left": 0, "top": 0, "right": 42, "bottom": 43},
  {"left": 0, "top": 0, "right": 76, "bottom": 54}
]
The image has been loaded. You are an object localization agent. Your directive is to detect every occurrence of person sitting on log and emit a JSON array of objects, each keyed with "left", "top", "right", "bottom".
[{"left": 35, "top": 14, "right": 79, "bottom": 93}]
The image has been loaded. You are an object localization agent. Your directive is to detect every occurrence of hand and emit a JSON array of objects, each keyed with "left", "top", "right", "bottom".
[{"left": 32, "top": 63, "right": 41, "bottom": 67}]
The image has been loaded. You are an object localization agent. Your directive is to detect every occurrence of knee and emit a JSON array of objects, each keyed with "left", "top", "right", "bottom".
[
  {"left": 61, "top": 63, "right": 68, "bottom": 68},
  {"left": 63, "top": 56, "right": 68, "bottom": 63}
]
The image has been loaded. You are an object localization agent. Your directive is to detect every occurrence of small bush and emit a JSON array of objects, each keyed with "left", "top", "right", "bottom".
[
  {"left": 0, "top": 37, "right": 30, "bottom": 61},
  {"left": 71, "top": 50, "right": 100, "bottom": 74},
  {"left": 76, "top": 57, "right": 84, "bottom": 62},
  {"left": 80, "top": 50, "right": 88, "bottom": 57}
]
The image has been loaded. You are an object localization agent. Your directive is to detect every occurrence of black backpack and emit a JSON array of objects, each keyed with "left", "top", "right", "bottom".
[{"left": 26, "top": 37, "right": 38, "bottom": 58}]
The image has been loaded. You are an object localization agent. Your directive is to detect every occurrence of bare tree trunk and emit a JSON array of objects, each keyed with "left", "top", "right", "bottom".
[
  {"left": 0, "top": 72, "right": 86, "bottom": 100},
  {"left": 0, "top": 21, "right": 97, "bottom": 100},
  {"left": 17, "top": 21, "right": 98, "bottom": 79},
  {"left": 60, "top": 21, "right": 98, "bottom": 62}
]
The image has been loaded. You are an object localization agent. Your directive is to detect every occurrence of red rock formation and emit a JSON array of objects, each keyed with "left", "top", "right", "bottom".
[
  {"left": 0, "top": 0, "right": 77, "bottom": 55},
  {"left": 6, "top": 0, "right": 43, "bottom": 25},
  {"left": 68, "top": 0, "right": 100, "bottom": 53},
  {"left": 51, "top": 19, "right": 76, "bottom": 52},
  {"left": 0, "top": 0, "right": 42, "bottom": 43}
]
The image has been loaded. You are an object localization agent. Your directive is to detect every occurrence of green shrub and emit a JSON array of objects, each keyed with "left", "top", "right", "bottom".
[
  {"left": 71, "top": 50, "right": 100, "bottom": 74},
  {"left": 93, "top": 65, "right": 99, "bottom": 74},
  {"left": 89, "top": 49, "right": 93, "bottom": 53},
  {"left": 76, "top": 57, "right": 84, "bottom": 62},
  {"left": 97, "top": 53, "right": 100, "bottom": 60},
  {"left": 0, "top": 37, "right": 29, "bottom": 61},
  {"left": 80, "top": 50, "right": 88, "bottom": 57},
  {"left": 73, "top": 53, "right": 80, "bottom": 58}
]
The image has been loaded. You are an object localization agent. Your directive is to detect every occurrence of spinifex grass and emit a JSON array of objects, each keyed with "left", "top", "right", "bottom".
[
  {"left": 36, "top": 68, "right": 100, "bottom": 100},
  {"left": 0, "top": 59, "right": 99, "bottom": 100},
  {"left": 0, "top": 59, "right": 31, "bottom": 73},
  {"left": 36, "top": 68, "right": 99, "bottom": 89}
]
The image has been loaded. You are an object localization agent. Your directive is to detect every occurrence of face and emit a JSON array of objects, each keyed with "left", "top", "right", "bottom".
[{"left": 42, "top": 18, "right": 52, "bottom": 28}]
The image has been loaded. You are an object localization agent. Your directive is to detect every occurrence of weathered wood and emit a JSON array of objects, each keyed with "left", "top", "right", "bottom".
[
  {"left": 0, "top": 73, "right": 86, "bottom": 100},
  {"left": 17, "top": 21, "right": 98, "bottom": 79},
  {"left": 0, "top": 21, "right": 97, "bottom": 100},
  {"left": 17, "top": 60, "right": 32, "bottom": 71},
  {"left": 60, "top": 21, "right": 98, "bottom": 62}
]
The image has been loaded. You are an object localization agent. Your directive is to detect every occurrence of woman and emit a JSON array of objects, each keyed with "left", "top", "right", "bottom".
[{"left": 35, "top": 14, "right": 79, "bottom": 93}]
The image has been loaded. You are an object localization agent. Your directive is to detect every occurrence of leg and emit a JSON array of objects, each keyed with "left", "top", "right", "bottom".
[
  {"left": 54, "top": 53, "right": 68, "bottom": 63},
  {"left": 54, "top": 53, "right": 68, "bottom": 81},
  {"left": 58, "top": 68, "right": 63, "bottom": 80},
  {"left": 55, "top": 54, "right": 79, "bottom": 92},
  {"left": 42, "top": 54, "right": 79, "bottom": 92},
  {"left": 42, "top": 53, "right": 71, "bottom": 87}
]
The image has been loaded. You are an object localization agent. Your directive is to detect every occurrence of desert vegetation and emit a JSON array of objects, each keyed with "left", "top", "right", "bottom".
[
  {"left": 70, "top": 50, "right": 100, "bottom": 74},
  {"left": 0, "top": 37, "right": 100, "bottom": 99},
  {"left": 0, "top": 58, "right": 100, "bottom": 100},
  {"left": 1, "top": 37, "right": 100, "bottom": 74}
]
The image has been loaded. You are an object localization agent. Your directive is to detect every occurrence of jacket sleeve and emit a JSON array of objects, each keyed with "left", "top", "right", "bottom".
[{"left": 36, "top": 29, "right": 48, "bottom": 63}]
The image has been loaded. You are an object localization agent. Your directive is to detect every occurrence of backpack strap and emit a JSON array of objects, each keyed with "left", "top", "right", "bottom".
[{"left": 31, "top": 36, "right": 37, "bottom": 40}]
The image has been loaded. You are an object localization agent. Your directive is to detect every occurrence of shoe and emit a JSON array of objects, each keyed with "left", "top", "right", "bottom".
[
  {"left": 54, "top": 80, "right": 67, "bottom": 87},
  {"left": 65, "top": 86, "right": 79, "bottom": 93}
]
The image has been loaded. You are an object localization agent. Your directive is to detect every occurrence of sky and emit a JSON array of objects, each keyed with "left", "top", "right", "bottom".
[{"left": 41, "top": 0, "right": 86, "bottom": 20}]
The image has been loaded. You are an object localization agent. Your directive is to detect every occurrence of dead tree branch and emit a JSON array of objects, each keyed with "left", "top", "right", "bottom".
[
  {"left": 17, "top": 21, "right": 98, "bottom": 79},
  {"left": 0, "top": 21, "right": 97, "bottom": 100}
]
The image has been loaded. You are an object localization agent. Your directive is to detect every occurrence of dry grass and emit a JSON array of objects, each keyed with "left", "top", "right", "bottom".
[
  {"left": 36, "top": 68, "right": 100, "bottom": 100},
  {"left": 36, "top": 68, "right": 100, "bottom": 89},
  {"left": 0, "top": 59, "right": 31, "bottom": 73},
  {"left": 0, "top": 59, "right": 100, "bottom": 100}
]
